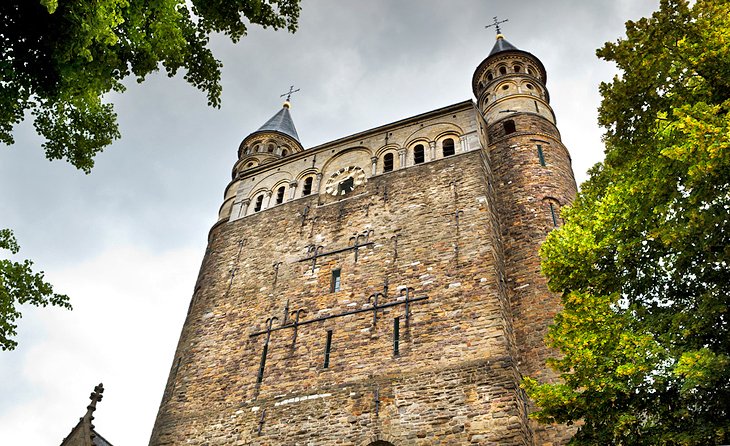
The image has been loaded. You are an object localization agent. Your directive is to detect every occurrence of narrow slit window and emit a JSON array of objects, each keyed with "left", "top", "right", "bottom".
[
  {"left": 549, "top": 202, "right": 559, "bottom": 227},
  {"left": 503, "top": 120, "right": 516, "bottom": 135},
  {"left": 537, "top": 145, "right": 546, "bottom": 166},
  {"left": 393, "top": 317, "right": 400, "bottom": 356},
  {"left": 442, "top": 138, "right": 455, "bottom": 157},
  {"left": 414, "top": 145, "right": 425, "bottom": 164},
  {"left": 383, "top": 153, "right": 394, "bottom": 172},
  {"left": 276, "top": 186, "right": 285, "bottom": 204},
  {"left": 534, "top": 100, "right": 539, "bottom": 112},
  {"left": 331, "top": 268, "right": 341, "bottom": 292},
  {"left": 254, "top": 194, "right": 264, "bottom": 212},
  {"left": 323, "top": 330, "right": 333, "bottom": 368},
  {"left": 302, "top": 177, "right": 313, "bottom": 196}
]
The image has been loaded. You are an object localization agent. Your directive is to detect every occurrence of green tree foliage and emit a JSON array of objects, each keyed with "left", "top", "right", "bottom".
[
  {"left": 0, "top": 0, "right": 300, "bottom": 351},
  {"left": 523, "top": 0, "right": 730, "bottom": 444},
  {"left": 0, "top": 229, "right": 71, "bottom": 351},
  {"left": 1, "top": 0, "right": 301, "bottom": 172}
]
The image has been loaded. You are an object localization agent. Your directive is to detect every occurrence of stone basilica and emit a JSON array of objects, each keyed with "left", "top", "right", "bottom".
[{"left": 149, "top": 32, "right": 577, "bottom": 445}]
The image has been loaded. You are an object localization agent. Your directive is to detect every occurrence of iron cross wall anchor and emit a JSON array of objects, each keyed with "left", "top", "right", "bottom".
[
  {"left": 304, "top": 244, "right": 325, "bottom": 272},
  {"left": 249, "top": 289, "right": 428, "bottom": 338},
  {"left": 299, "top": 232, "right": 375, "bottom": 269},
  {"left": 256, "top": 316, "right": 278, "bottom": 384},
  {"left": 348, "top": 229, "right": 374, "bottom": 262},
  {"left": 290, "top": 308, "right": 307, "bottom": 349}
]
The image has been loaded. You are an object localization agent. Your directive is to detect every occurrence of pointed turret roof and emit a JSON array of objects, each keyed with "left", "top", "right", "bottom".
[
  {"left": 254, "top": 102, "right": 300, "bottom": 142},
  {"left": 488, "top": 34, "right": 518, "bottom": 56}
]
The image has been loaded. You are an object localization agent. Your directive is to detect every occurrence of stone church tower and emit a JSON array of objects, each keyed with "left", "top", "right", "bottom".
[{"left": 149, "top": 33, "right": 577, "bottom": 445}]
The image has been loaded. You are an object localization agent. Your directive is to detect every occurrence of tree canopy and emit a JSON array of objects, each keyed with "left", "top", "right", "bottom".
[
  {"left": 1, "top": 0, "right": 301, "bottom": 172},
  {"left": 0, "top": 0, "right": 300, "bottom": 351},
  {"left": 524, "top": 0, "right": 730, "bottom": 443}
]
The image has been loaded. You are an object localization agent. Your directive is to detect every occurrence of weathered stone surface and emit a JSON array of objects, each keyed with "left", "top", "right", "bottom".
[{"left": 150, "top": 38, "right": 577, "bottom": 446}]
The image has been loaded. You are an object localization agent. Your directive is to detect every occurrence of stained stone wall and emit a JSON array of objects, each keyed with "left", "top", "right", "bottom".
[
  {"left": 150, "top": 89, "right": 577, "bottom": 444},
  {"left": 487, "top": 113, "right": 578, "bottom": 445},
  {"left": 150, "top": 143, "right": 542, "bottom": 445}
]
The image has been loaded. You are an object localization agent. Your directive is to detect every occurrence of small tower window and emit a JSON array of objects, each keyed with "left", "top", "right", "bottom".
[
  {"left": 414, "top": 145, "right": 425, "bottom": 164},
  {"left": 526, "top": 83, "right": 534, "bottom": 90},
  {"left": 549, "top": 202, "right": 559, "bottom": 227},
  {"left": 499, "top": 66, "right": 507, "bottom": 75},
  {"left": 537, "top": 145, "right": 546, "bottom": 166},
  {"left": 442, "top": 138, "right": 455, "bottom": 157},
  {"left": 383, "top": 153, "right": 394, "bottom": 172},
  {"left": 267, "top": 144, "right": 275, "bottom": 153},
  {"left": 323, "top": 330, "right": 333, "bottom": 368},
  {"left": 487, "top": 72, "right": 493, "bottom": 81},
  {"left": 502, "top": 84, "right": 509, "bottom": 91},
  {"left": 254, "top": 194, "right": 264, "bottom": 212},
  {"left": 302, "top": 177, "right": 313, "bottom": 196},
  {"left": 513, "top": 65, "right": 521, "bottom": 73},
  {"left": 331, "top": 268, "right": 341, "bottom": 292},
  {"left": 393, "top": 317, "right": 400, "bottom": 356},
  {"left": 503, "top": 120, "right": 516, "bottom": 135},
  {"left": 276, "top": 186, "right": 285, "bottom": 204},
  {"left": 254, "top": 144, "right": 261, "bottom": 152},
  {"left": 246, "top": 162, "right": 254, "bottom": 168},
  {"left": 281, "top": 149, "right": 288, "bottom": 156}
]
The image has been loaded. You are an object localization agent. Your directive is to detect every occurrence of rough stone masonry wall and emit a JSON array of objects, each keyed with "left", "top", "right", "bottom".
[
  {"left": 488, "top": 113, "right": 578, "bottom": 446},
  {"left": 149, "top": 150, "right": 533, "bottom": 445}
]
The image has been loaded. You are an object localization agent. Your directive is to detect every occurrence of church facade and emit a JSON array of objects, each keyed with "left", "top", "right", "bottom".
[{"left": 149, "top": 34, "right": 577, "bottom": 445}]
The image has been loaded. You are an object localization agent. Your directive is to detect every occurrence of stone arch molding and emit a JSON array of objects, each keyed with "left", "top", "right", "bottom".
[{"left": 403, "top": 122, "right": 464, "bottom": 147}]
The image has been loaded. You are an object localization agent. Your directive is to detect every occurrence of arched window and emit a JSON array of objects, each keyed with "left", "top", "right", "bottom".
[
  {"left": 487, "top": 72, "right": 493, "bottom": 81},
  {"left": 253, "top": 194, "right": 264, "bottom": 212},
  {"left": 275, "top": 186, "right": 285, "bottom": 204},
  {"left": 267, "top": 144, "right": 275, "bottom": 153},
  {"left": 503, "top": 120, "right": 516, "bottom": 135},
  {"left": 499, "top": 66, "right": 507, "bottom": 75},
  {"left": 302, "top": 177, "right": 313, "bottom": 196},
  {"left": 246, "top": 162, "right": 254, "bottom": 168},
  {"left": 442, "top": 138, "right": 455, "bottom": 157},
  {"left": 281, "top": 149, "right": 288, "bottom": 157},
  {"left": 383, "top": 153, "right": 394, "bottom": 172},
  {"left": 414, "top": 145, "right": 425, "bottom": 164},
  {"left": 253, "top": 144, "right": 261, "bottom": 152},
  {"left": 513, "top": 64, "right": 522, "bottom": 73}
]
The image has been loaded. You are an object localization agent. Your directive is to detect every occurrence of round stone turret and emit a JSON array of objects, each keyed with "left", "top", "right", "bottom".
[
  {"left": 234, "top": 102, "right": 304, "bottom": 178},
  {"left": 472, "top": 35, "right": 555, "bottom": 131}
]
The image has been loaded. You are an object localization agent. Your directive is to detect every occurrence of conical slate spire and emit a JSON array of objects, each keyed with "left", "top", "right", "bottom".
[
  {"left": 488, "top": 34, "right": 518, "bottom": 56},
  {"left": 255, "top": 103, "right": 300, "bottom": 142}
]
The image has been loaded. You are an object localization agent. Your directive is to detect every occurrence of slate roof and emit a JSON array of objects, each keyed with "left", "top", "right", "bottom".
[
  {"left": 489, "top": 35, "right": 519, "bottom": 56},
  {"left": 254, "top": 105, "right": 300, "bottom": 142}
]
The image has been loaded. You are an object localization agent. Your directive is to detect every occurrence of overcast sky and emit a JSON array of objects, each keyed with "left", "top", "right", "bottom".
[{"left": 0, "top": 1, "right": 660, "bottom": 444}]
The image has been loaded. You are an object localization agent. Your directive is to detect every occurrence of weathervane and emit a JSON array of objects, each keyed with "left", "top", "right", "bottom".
[
  {"left": 485, "top": 16, "right": 508, "bottom": 35},
  {"left": 280, "top": 85, "right": 300, "bottom": 102}
]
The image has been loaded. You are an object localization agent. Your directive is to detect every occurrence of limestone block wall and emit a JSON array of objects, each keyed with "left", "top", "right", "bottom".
[
  {"left": 149, "top": 150, "right": 533, "bottom": 445},
  {"left": 218, "top": 101, "right": 480, "bottom": 222}
]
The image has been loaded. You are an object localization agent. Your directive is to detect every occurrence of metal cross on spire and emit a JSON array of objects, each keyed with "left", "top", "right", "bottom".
[
  {"left": 485, "top": 16, "right": 508, "bottom": 35},
  {"left": 280, "top": 85, "right": 300, "bottom": 102}
]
